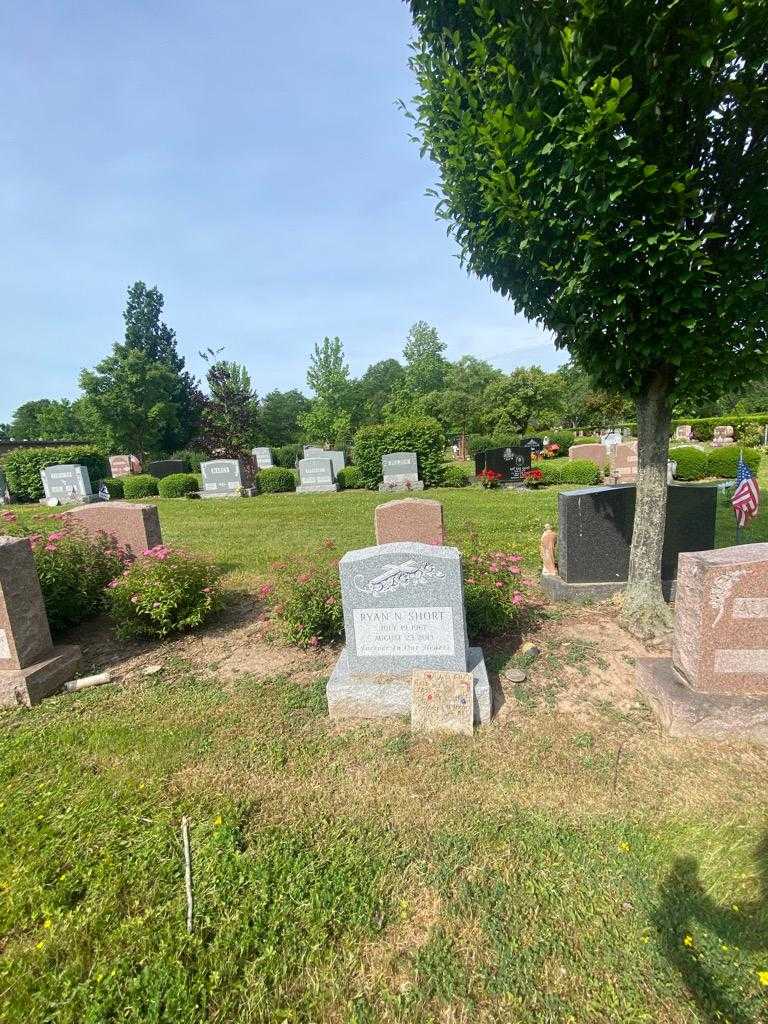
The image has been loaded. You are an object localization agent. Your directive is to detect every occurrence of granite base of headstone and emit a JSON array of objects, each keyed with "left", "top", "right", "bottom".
[
  {"left": 66, "top": 502, "right": 162, "bottom": 557},
  {"left": 40, "top": 464, "right": 98, "bottom": 505},
  {"left": 0, "top": 536, "right": 81, "bottom": 708},
  {"left": 636, "top": 543, "right": 768, "bottom": 745},
  {"left": 327, "top": 542, "right": 491, "bottom": 725},
  {"left": 474, "top": 447, "right": 531, "bottom": 486},
  {"left": 539, "top": 483, "right": 717, "bottom": 603},
  {"left": 200, "top": 459, "right": 256, "bottom": 498},
  {"left": 378, "top": 452, "right": 424, "bottom": 491},
  {"left": 146, "top": 459, "right": 187, "bottom": 480},
  {"left": 296, "top": 457, "right": 338, "bottom": 494}
]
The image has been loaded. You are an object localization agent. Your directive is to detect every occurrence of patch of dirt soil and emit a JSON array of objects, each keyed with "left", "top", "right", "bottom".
[{"left": 65, "top": 590, "right": 335, "bottom": 685}]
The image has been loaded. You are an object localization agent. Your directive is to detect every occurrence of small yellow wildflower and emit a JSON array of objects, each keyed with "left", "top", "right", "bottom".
[
  {"left": 721, "top": 944, "right": 729, "bottom": 952},
  {"left": 43, "top": 919, "right": 51, "bottom": 929},
  {"left": 138, "top": 783, "right": 145, "bottom": 791},
  {"left": 618, "top": 841, "right": 630, "bottom": 853},
  {"left": 758, "top": 971, "right": 768, "bottom": 987},
  {"left": 732, "top": 904, "right": 740, "bottom": 912},
  {"left": 35, "top": 941, "right": 44, "bottom": 950},
  {"left": 641, "top": 936, "right": 649, "bottom": 944},
  {"left": 214, "top": 815, "right": 223, "bottom": 827},
  {"left": 683, "top": 934, "right": 694, "bottom": 947}
]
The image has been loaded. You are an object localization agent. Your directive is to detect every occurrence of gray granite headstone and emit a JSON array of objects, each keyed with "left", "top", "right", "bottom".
[
  {"left": 328, "top": 541, "right": 491, "bottom": 724},
  {"left": 296, "top": 457, "right": 338, "bottom": 493},
  {"left": 252, "top": 447, "right": 274, "bottom": 469},
  {"left": 379, "top": 451, "right": 423, "bottom": 492},
  {"left": 40, "top": 464, "right": 96, "bottom": 504},
  {"left": 303, "top": 445, "right": 325, "bottom": 457},
  {"left": 200, "top": 458, "right": 254, "bottom": 498}
]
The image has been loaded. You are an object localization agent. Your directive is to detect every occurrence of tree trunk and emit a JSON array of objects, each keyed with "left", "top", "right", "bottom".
[{"left": 620, "top": 371, "right": 674, "bottom": 638}]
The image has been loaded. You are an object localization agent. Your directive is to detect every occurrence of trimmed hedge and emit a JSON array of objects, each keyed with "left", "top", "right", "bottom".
[
  {"left": 671, "top": 447, "right": 709, "bottom": 481},
  {"left": 258, "top": 467, "right": 296, "bottom": 493},
  {"left": 613, "top": 414, "right": 768, "bottom": 441},
  {"left": 468, "top": 433, "right": 522, "bottom": 455},
  {"left": 102, "top": 477, "right": 125, "bottom": 499},
  {"left": 1, "top": 446, "right": 110, "bottom": 502},
  {"left": 353, "top": 417, "right": 446, "bottom": 489},
  {"left": 708, "top": 446, "right": 761, "bottom": 479},
  {"left": 547, "top": 430, "right": 576, "bottom": 452},
  {"left": 539, "top": 460, "right": 602, "bottom": 486},
  {"left": 570, "top": 435, "right": 602, "bottom": 447},
  {"left": 273, "top": 444, "right": 303, "bottom": 468},
  {"left": 158, "top": 473, "right": 200, "bottom": 498},
  {"left": 336, "top": 466, "right": 363, "bottom": 490},
  {"left": 123, "top": 475, "right": 160, "bottom": 499},
  {"left": 441, "top": 463, "right": 471, "bottom": 487}
]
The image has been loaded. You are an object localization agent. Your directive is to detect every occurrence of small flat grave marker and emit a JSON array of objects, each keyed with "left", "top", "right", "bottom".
[{"left": 411, "top": 669, "right": 474, "bottom": 736}]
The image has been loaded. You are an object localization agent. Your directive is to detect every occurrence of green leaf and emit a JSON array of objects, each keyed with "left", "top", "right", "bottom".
[
  {"left": 723, "top": 7, "right": 739, "bottom": 22},
  {"left": 643, "top": 164, "right": 658, "bottom": 177}
]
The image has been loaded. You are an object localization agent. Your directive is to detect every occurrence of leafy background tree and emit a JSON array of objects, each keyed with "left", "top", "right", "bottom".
[
  {"left": 199, "top": 350, "right": 260, "bottom": 457},
  {"left": 260, "top": 389, "right": 311, "bottom": 445},
  {"left": 406, "top": 0, "right": 768, "bottom": 631}
]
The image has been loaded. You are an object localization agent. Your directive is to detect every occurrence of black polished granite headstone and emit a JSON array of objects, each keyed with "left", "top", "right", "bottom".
[
  {"left": 558, "top": 484, "right": 718, "bottom": 584},
  {"left": 474, "top": 446, "right": 531, "bottom": 484},
  {"left": 521, "top": 437, "right": 544, "bottom": 452},
  {"left": 146, "top": 459, "right": 188, "bottom": 480}
]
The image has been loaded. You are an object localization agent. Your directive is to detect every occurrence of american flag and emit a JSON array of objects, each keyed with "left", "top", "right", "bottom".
[{"left": 732, "top": 452, "right": 760, "bottom": 528}]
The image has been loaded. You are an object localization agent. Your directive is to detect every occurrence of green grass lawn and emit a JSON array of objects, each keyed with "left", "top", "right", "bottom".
[{"left": 2, "top": 475, "right": 768, "bottom": 1022}]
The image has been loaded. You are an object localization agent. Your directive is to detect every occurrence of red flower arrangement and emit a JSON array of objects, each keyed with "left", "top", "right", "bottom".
[
  {"left": 478, "top": 468, "right": 504, "bottom": 489},
  {"left": 522, "top": 467, "right": 543, "bottom": 488}
]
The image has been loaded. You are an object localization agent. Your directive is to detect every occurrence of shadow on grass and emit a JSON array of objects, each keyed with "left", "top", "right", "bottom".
[{"left": 653, "top": 832, "right": 768, "bottom": 1024}]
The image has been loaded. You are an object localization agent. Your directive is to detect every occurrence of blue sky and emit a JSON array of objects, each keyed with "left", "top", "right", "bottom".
[{"left": 1, "top": 0, "right": 559, "bottom": 422}]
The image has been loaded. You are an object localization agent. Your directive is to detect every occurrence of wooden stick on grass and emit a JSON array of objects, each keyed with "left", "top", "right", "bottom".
[{"left": 181, "top": 816, "right": 193, "bottom": 933}]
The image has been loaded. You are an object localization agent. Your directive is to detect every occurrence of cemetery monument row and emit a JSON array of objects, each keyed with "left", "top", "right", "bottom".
[
  {"left": 302, "top": 446, "right": 346, "bottom": 476},
  {"left": 379, "top": 451, "right": 423, "bottom": 491},
  {"left": 0, "top": 536, "right": 81, "bottom": 708},
  {"left": 327, "top": 540, "right": 491, "bottom": 727},
  {"left": 40, "top": 464, "right": 97, "bottom": 504},
  {"left": 474, "top": 446, "right": 531, "bottom": 484},
  {"left": 636, "top": 542, "right": 768, "bottom": 744},
  {"left": 539, "top": 482, "right": 717, "bottom": 602},
  {"left": 296, "top": 457, "right": 338, "bottom": 493},
  {"left": 200, "top": 458, "right": 256, "bottom": 498}
]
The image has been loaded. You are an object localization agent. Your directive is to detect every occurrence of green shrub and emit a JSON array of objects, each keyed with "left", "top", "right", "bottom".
[
  {"left": 32, "top": 525, "right": 128, "bottom": 633},
  {"left": 671, "top": 447, "right": 709, "bottom": 481},
  {"left": 2, "top": 446, "right": 110, "bottom": 502},
  {"left": 336, "top": 466, "right": 363, "bottom": 490},
  {"left": 441, "top": 463, "right": 470, "bottom": 487},
  {"left": 735, "top": 422, "right": 763, "bottom": 448},
  {"left": 123, "top": 475, "right": 160, "bottom": 499},
  {"left": 170, "top": 449, "right": 207, "bottom": 472},
  {"left": 263, "top": 544, "right": 343, "bottom": 648},
  {"left": 462, "top": 542, "right": 528, "bottom": 641},
  {"left": 353, "top": 417, "right": 446, "bottom": 489},
  {"left": 468, "top": 433, "right": 523, "bottom": 455},
  {"left": 259, "top": 467, "right": 296, "bottom": 493},
  {"left": 707, "top": 446, "right": 761, "bottom": 479},
  {"left": 108, "top": 546, "right": 223, "bottom": 639},
  {"left": 569, "top": 435, "right": 602, "bottom": 448},
  {"left": 538, "top": 460, "right": 602, "bottom": 485},
  {"left": 273, "top": 444, "right": 303, "bottom": 468},
  {"left": 158, "top": 473, "right": 200, "bottom": 498},
  {"left": 547, "top": 430, "right": 576, "bottom": 452},
  {"left": 102, "top": 477, "right": 124, "bottom": 499}
]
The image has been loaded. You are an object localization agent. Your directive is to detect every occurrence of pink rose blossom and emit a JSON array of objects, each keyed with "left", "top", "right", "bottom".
[
  {"left": 325, "top": 596, "right": 336, "bottom": 606},
  {"left": 512, "top": 592, "right": 523, "bottom": 605},
  {"left": 495, "top": 580, "right": 504, "bottom": 589},
  {"left": 48, "top": 531, "right": 64, "bottom": 541},
  {"left": 44, "top": 543, "right": 57, "bottom": 552}
]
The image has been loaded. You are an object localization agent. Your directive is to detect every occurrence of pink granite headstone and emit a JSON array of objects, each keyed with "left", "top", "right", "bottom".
[
  {"left": 109, "top": 455, "right": 142, "bottom": 477},
  {"left": 673, "top": 543, "right": 768, "bottom": 697},
  {"left": 675, "top": 425, "right": 693, "bottom": 441},
  {"left": 609, "top": 442, "right": 638, "bottom": 484},
  {"left": 568, "top": 443, "right": 607, "bottom": 467},
  {"left": 0, "top": 537, "right": 80, "bottom": 707},
  {"left": 374, "top": 498, "right": 445, "bottom": 547},
  {"left": 65, "top": 501, "right": 162, "bottom": 557}
]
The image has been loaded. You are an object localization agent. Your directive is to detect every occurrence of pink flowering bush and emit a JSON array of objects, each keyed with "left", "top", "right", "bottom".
[
  {"left": 462, "top": 535, "right": 529, "bottom": 639},
  {"left": 31, "top": 524, "right": 129, "bottom": 633},
  {"left": 261, "top": 542, "right": 343, "bottom": 648},
  {"left": 108, "top": 546, "right": 223, "bottom": 639}
]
